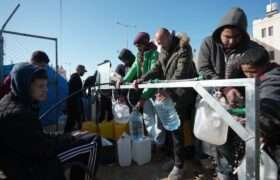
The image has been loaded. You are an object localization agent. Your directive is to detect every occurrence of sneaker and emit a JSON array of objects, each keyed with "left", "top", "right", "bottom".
[{"left": 168, "top": 166, "right": 184, "bottom": 180}]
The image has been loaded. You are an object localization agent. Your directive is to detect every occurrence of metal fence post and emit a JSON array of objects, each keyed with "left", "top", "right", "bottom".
[
  {"left": 0, "top": 34, "right": 4, "bottom": 81},
  {"left": 245, "top": 79, "right": 260, "bottom": 180}
]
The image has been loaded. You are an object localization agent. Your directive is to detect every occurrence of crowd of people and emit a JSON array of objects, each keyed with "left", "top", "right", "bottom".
[{"left": 0, "top": 6, "right": 279, "bottom": 180}]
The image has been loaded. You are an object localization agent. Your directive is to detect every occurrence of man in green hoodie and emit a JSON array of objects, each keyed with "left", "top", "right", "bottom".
[
  {"left": 197, "top": 7, "right": 259, "bottom": 179},
  {"left": 116, "top": 32, "right": 165, "bottom": 145}
]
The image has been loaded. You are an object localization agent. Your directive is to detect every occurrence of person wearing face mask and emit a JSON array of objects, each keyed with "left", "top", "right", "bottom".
[
  {"left": 116, "top": 32, "right": 166, "bottom": 146},
  {"left": 134, "top": 28, "right": 197, "bottom": 180}
]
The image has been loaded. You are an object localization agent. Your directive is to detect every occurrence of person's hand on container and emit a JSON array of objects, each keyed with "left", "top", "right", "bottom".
[
  {"left": 115, "top": 79, "right": 123, "bottom": 89},
  {"left": 224, "top": 88, "right": 243, "bottom": 107},
  {"left": 132, "top": 78, "right": 144, "bottom": 89},
  {"left": 135, "top": 99, "right": 145, "bottom": 110},
  {"left": 235, "top": 117, "right": 246, "bottom": 125},
  {"left": 155, "top": 90, "right": 170, "bottom": 101},
  {"left": 117, "top": 96, "right": 126, "bottom": 104}
]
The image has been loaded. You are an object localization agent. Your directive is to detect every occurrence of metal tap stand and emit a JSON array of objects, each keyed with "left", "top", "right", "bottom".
[{"left": 93, "top": 78, "right": 259, "bottom": 180}]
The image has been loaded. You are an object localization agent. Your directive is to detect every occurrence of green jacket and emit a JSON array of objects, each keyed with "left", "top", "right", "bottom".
[{"left": 123, "top": 49, "right": 158, "bottom": 100}]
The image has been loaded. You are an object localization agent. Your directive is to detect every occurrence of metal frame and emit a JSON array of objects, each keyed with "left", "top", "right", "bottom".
[
  {"left": 0, "top": 4, "right": 21, "bottom": 81},
  {"left": 2, "top": 30, "right": 58, "bottom": 72},
  {"left": 94, "top": 78, "right": 259, "bottom": 180}
]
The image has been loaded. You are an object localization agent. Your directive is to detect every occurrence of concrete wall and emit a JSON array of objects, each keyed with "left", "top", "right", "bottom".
[{"left": 253, "top": 13, "right": 280, "bottom": 63}]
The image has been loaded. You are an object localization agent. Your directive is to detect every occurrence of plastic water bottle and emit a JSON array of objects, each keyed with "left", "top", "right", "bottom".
[
  {"left": 153, "top": 97, "right": 181, "bottom": 131},
  {"left": 129, "top": 110, "right": 144, "bottom": 140},
  {"left": 113, "top": 102, "right": 130, "bottom": 124}
]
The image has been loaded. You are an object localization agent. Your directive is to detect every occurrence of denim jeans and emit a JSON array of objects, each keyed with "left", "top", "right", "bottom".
[{"left": 215, "top": 129, "right": 242, "bottom": 179}]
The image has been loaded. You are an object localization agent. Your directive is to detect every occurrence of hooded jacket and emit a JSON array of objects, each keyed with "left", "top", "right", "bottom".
[
  {"left": 116, "top": 49, "right": 135, "bottom": 77},
  {"left": 142, "top": 33, "right": 197, "bottom": 119},
  {"left": 0, "top": 75, "right": 11, "bottom": 99},
  {"left": 118, "top": 49, "right": 135, "bottom": 67},
  {"left": 0, "top": 63, "right": 71, "bottom": 180},
  {"left": 198, "top": 7, "right": 258, "bottom": 79}
]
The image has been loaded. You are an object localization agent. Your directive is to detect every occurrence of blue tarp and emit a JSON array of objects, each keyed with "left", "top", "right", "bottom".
[{"left": 3, "top": 64, "right": 68, "bottom": 126}]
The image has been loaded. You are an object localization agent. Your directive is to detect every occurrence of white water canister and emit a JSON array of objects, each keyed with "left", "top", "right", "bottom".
[
  {"left": 117, "top": 133, "right": 132, "bottom": 167},
  {"left": 237, "top": 147, "right": 278, "bottom": 180},
  {"left": 194, "top": 99, "right": 228, "bottom": 145},
  {"left": 132, "top": 137, "right": 151, "bottom": 165}
]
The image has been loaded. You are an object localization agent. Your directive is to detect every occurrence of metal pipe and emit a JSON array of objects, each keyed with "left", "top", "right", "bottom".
[
  {"left": 244, "top": 79, "right": 260, "bottom": 180},
  {"left": 116, "top": 21, "right": 136, "bottom": 48},
  {"left": 0, "top": 35, "right": 4, "bottom": 81},
  {"left": 98, "top": 78, "right": 257, "bottom": 90},
  {"left": 55, "top": 39, "right": 59, "bottom": 129},
  {"left": 3, "top": 30, "right": 57, "bottom": 41},
  {"left": 1, "top": 4, "right": 20, "bottom": 32},
  {"left": 0, "top": 3, "right": 20, "bottom": 81}
]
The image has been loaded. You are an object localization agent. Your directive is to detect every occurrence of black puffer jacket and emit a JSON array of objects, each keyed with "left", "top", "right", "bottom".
[{"left": 0, "top": 63, "right": 73, "bottom": 180}]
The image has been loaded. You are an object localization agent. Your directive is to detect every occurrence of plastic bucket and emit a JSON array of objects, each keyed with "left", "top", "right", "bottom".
[
  {"left": 81, "top": 121, "right": 98, "bottom": 133},
  {"left": 99, "top": 120, "right": 114, "bottom": 139},
  {"left": 114, "top": 122, "right": 129, "bottom": 140}
]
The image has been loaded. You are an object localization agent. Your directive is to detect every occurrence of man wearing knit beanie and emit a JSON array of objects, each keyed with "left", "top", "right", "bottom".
[
  {"left": 133, "top": 32, "right": 150, "bottom": 46},
  {"left": 116, "top": 32, "right": 165, "bottom": 147}
]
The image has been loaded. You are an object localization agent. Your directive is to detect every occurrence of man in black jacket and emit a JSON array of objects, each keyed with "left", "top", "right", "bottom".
[
  {"left": 65, "top": 64, "right": 87, "bottom": 132},
  {"left": 135, "top": 28, "right": 197, "bottom": 180},
  {"left": 0, "top": 63, "right": 99, "bottom": 180}
]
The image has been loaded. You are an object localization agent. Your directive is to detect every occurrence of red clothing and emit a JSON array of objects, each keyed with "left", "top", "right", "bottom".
[{"left": 0, "top": 75, "right": 11, "bottom": 99}]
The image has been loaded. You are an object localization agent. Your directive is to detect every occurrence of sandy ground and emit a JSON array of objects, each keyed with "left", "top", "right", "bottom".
[{"left": 96, "top": 158, "right": 215, "bottom": 180}]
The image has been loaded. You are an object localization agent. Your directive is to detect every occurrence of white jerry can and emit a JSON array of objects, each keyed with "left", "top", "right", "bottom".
[
  {"left": 132, "top": 137, "right": 151, "bottom": 165},
  {"left": 117, "top": 133, "right": 132, "bottom": 167},
  {"left": 194, "top": 99, "right": 229, "bottom": 145},
  {"left": 236, "top": 146, "right": 278, "bottom": 180}
]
